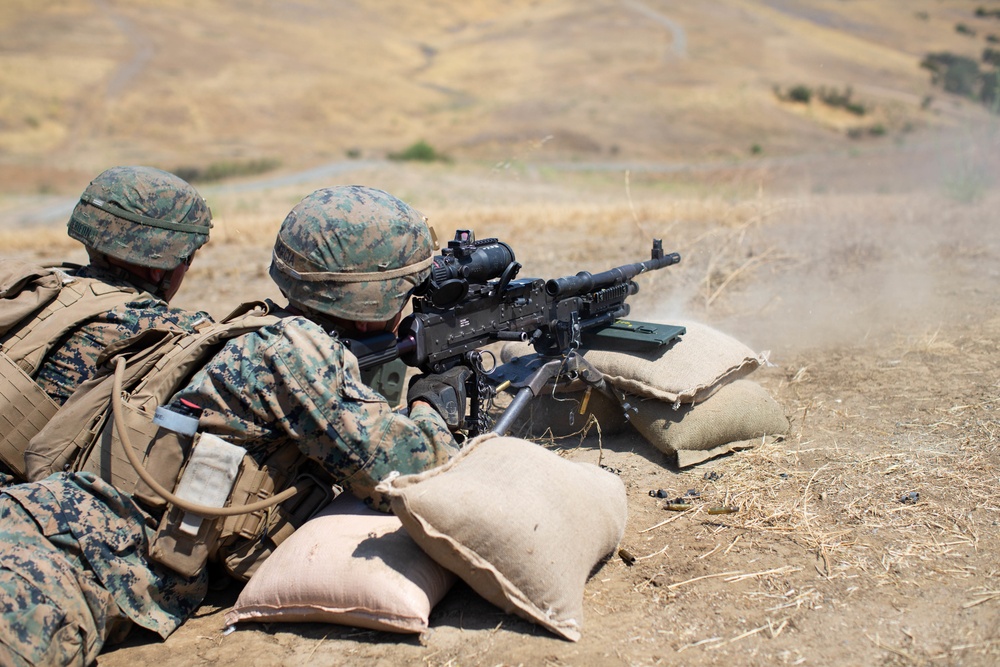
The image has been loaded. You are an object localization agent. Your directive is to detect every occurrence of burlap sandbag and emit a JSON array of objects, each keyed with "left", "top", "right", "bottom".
[
  {"left": 225, "top": 495, "right": 456, "bottom": 634},
  {"left": 501, "top": 319, "right": 765, "bottom": 405},
  {"left": 376, "top": 433, "right": 627, "bottom": 642},
  {"left": 629, "top": 379, "right": 789, "bottom": 467}
]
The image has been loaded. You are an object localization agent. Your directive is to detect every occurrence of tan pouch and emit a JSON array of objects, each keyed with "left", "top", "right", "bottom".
[
  {"left": 215, "top": 446, "right": 339, "bottom": 581},
  {"left": 0, "top": 259, "right": 63, "bottom": 336},
  {"left": 148, "top": 503, "right": 227, "bottom": 578},
  {"left": 148, "top": 443, "right": 339, "bottom": 580},
  {"left": 0, "top": 351, "right": 60, "bottom": 479},
  {"left": 147, "top": 432, "right": 246, "bottom": 578},
  {"left": 78, "top": 398, "right": 192, "bottom": 510}
]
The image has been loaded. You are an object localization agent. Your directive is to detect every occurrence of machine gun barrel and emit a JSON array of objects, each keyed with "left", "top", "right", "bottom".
[
  {"left": 355, "top": 235, "right": 681, "bottom": 375},
  {"left": 544, "top": 239, "right": 681, "bottom": 299}
]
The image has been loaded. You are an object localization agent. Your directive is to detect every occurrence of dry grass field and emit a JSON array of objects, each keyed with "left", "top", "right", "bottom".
[
  {"left": 1, "top": 0, "right": 998, "bottom": 188},
  {"left": 2, "top": 1, "right": 1000, "bottom": 666}
]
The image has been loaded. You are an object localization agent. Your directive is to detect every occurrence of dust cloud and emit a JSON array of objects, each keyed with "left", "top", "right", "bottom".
[{"left": 643, "top": 124, "right": 1000, "bottom": 360}]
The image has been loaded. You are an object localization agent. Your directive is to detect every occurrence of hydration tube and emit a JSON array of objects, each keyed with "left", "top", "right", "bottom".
[{"left": 111, "top": 356, "right": 303, "bottom": 517}]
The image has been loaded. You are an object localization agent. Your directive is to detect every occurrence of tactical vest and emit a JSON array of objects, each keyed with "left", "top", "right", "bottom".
[
  {"left": 26, "top": 301, "right": 339, "bottom": 580},
  {"left": 0, "top": 260, "right": 139, "bottom": 479}
]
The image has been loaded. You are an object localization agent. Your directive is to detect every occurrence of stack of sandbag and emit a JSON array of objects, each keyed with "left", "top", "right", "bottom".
[
  {"left": 376, "top": 433, "right": 627, "bottom": 641},
  {"left": 226, "top": 434, "right": 628, "bottom": 642},
  {"left": 501, "top": 319, "right": 789, "bottom": 467}
]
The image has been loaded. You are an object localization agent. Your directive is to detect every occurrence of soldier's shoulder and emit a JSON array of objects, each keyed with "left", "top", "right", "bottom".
[{"left": 254, "top": 315, "right": 343, "bottom": 357}]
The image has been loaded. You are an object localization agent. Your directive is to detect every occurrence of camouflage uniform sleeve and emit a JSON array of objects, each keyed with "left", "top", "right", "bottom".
[{"left": 173, "top": 317, "right": 459, "bottom": 511}]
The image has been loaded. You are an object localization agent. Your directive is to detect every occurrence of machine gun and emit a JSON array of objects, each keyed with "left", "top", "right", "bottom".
[{"left": 349, "top": 230, "right": 684, "bottom": 436}]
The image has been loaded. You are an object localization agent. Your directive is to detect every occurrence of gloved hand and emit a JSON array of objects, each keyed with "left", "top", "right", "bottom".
[{"left": 407, "top": 366, "right": 472, "bottom": 431}]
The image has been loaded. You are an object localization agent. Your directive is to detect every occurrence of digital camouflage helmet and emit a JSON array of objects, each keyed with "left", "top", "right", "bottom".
[
  {"left": 270, "top": 185, "right": 434, "bottom": 321},
  {"left": 67, "top": 166, "right": 212, "bottom": 270}
]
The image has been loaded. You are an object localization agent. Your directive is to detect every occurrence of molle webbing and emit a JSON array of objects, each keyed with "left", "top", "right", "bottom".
[
  {"left": 72, "top": 307, "right": 279, "bottom": 508},
  {"left": 0, "top": 275, "right": 138, "bottom": 377},
  {"left": 0, "top": 352, "right": 59, "bottom": 479},
  {"left": 22, "top": 303, "right": 275, "bottom": 486},
  {"left": 0, "top": 274, "right": 138, "bottom": 479}
]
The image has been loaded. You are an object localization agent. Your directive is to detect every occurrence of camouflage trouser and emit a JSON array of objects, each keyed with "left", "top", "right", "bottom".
[
  {"left": 0, "top": 490, "right": 130, "bottom": 666},
  {"left": 0, "top": 474, "right": 207, "bottom": 667}
]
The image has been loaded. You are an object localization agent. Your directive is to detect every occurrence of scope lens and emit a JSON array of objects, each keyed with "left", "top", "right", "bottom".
[{"left": 433, "top": 241, "right": 514, "bottom": 284}]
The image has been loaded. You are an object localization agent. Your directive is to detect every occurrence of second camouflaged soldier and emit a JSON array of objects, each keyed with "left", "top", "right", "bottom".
[
  {"left": 0, "top": 185, "right": 461, "bottom": 667},
  {"left": 0, "top": 166, "right": 214, "bottom": 481}
]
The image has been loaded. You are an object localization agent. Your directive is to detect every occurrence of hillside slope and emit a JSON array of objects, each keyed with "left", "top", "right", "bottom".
[{"left": 1, "top": 0, "right": 997, "bottom": 192}]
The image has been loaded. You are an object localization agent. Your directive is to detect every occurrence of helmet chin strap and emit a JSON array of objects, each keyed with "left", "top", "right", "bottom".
[
  {"left": 86, "top": 250, "right": 172, "bottom": 300},
  {"left": 151, "top": 272, "right": 174, "bottom": 299},
  {"left": 289, "top": 300, "right": 402, "bottom": 340}
]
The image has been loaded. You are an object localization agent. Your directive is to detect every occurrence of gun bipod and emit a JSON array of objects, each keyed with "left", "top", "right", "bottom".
[{"left": 487, "top": 350, "right": 611, "bottom": 436}]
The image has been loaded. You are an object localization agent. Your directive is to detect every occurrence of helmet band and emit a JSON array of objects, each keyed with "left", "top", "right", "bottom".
[
  {"left": 79, "top": 193, "right": 213, "bottom": 234},
  {"left": 271, "top": 239, "right": 432, "bottom": 284}
]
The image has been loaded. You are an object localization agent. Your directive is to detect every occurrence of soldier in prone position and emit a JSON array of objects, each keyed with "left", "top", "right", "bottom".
[
  {"left": 0, "top": 166, "right": 214, "bottom": 483},
  {"left": 0, "top": 186, "right": 461, "bottom": 667}
]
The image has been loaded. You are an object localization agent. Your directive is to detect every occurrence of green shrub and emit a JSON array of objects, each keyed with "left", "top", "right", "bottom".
[
  {"left": 388, "top": 140, "right": 450, "bottom": 163},
  {"left": 844, "top": 102, "right": 867, "bottom": 116},
  {"left": 171, "top": 166, "right": 199, "bottom": 183},
  {"left": 922, "top": 52, "right": 965, "bottom": 76},
  {"left": 982, "top": 70, "right": 1000, "bottom": 110},
  {"left": 956, "top": 23, "right": 976, "bottom": 37},
  {"left": 787, "top": 85, "right": 812, "bottom": 103},
  {"left": 819, "top": 85, "right": 852, "bottom": 107},
  {"left": 924, "top": 53, "right": 982, "bottom": 96},
  {"left": 943, "top": 58, "right": 982, "bottom": 96},
  {"left": 922, "top": 50, "right": 1000, "bottom": 111},
  {"left": 171, "top": 158, "right": 281, "bottom": 184},
  {"left": 846, "top": 125, "right": 887, "bottom": 139},
  {"left": 818, "top": 86, "right": 867, "bottom": 115}
]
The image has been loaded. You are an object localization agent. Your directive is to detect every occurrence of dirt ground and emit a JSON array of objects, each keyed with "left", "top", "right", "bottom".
[{"left": 53, "top": 141, "right": 993, "bottom": 667}]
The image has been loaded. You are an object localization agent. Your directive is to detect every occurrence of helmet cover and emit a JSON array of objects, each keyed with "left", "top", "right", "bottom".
[
  {"left": 269, "top": 185, "right": 433, "bottom": 320},
  {"left": 67, "top": 166, "right": 212, "bottom": 270}
]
